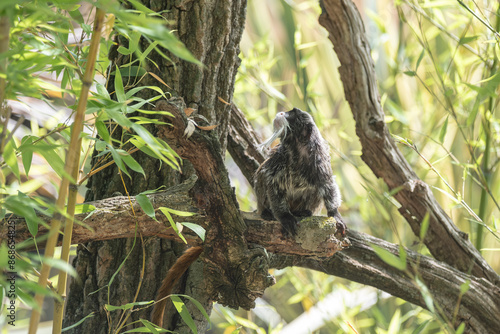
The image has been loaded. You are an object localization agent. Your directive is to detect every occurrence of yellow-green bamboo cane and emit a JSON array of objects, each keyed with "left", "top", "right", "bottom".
[{"left": 28, "top": 8, "right": 106, "bottom": 334}]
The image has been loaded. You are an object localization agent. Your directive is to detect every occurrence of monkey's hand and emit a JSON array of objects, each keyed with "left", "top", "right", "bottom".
[
  {"left": 278, "top": 212, "right": 299, "bottom": 236},
  {"left": 328, "top": 209, "right": 347, "bottom": 238}
]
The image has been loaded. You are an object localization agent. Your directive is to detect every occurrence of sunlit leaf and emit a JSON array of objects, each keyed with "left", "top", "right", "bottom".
[
  {"left": 74, "top": 204, "right": 96, "bottom": 215},
  {"left": 180, "top": 223, "right": 205, "bottom": 241},
  {"left": 170, "top": 295, "right": 197, "bottom": 334}
]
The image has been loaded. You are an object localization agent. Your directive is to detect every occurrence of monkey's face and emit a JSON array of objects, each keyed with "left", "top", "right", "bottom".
[
  {"left": 278, "top": 108, "right": 315, "bottom": 142},
  {"left": 259, "top": 108, "right": 315, "bottom": 150}
]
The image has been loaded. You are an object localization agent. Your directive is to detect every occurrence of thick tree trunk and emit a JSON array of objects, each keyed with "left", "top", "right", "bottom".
[{"left": 63, "top": 1, "right": 248, "bottom": 333}]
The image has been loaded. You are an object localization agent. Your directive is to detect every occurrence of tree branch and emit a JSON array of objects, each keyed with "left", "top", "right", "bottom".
[
  {"left": 272, "top": 230, "right": 500, "bottom": 333},
  {"left": 318, "top": 0, "right": 499, "bottom": 286},
  {"left": 3, "top": 190, "right": 498, "bottom": 332},
  {"left": 1, "top": 188, "right": 345, "bottom": 258}
]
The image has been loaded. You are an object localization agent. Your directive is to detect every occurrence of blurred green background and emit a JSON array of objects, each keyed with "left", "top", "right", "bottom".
[{"left": 217, "top": 0, "right": 500, "bottom": 333}]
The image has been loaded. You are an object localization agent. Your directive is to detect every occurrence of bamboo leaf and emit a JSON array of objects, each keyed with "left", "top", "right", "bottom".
[
  {"left": 61, "top": 313, "right": 95, "bottom": 332},
  {"left": 372, "top": 244, "right": 407, "bottom": 271},
  {"left": 3, "top": 138, "right": 20, "bottom": 180},
  {"left": 170, "top": 295, "right": 198, "bottom": 334},
  {"left": 74, "top": 204, "right": 96, "bottom": 214},
  {"left": 121, "top": 152, "right": 145, "bottom": 176},
  {"left": 180, "top": 223, "right": 205, "bottom": 241},
  {"left": 20, "top": 135, "right": 34, "bottom": 176},
  {"left": 420, "top": 212, "right": 430, "bottom": 240},
  {"left": 105, "top": 300, "right": 153, "bottom": 311},
  {"left": 136, "top": 193, "right": 156, "bottom": 220},
  {"left": 438, "top": 116, "right": 448, "bottom": 143},
  {"left": 159, "top": 207, "right": 187, "bottom": 243}
]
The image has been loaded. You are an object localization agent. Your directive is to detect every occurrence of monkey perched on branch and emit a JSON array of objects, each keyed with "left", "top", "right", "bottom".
[
  {"left": 152, "top": 107, "right": 345, "bottom": 328},
  {"left": 254, "top": 108, "right": 346, "bottom": 236}
]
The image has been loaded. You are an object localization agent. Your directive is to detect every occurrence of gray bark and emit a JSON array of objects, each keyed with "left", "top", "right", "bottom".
[{"left": 63, "top": 1, "right": 248, "bottom": 333}]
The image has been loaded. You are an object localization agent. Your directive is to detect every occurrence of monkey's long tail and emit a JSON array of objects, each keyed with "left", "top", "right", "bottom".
[{"left": 151, "top": 246, "right": 203, "bottom": 328}]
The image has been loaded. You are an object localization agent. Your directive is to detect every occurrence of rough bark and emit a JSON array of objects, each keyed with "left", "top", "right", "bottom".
[
  {"left": 5, "top": 200, "right": 499, "bottom": 332},
  {"left": 3, "top": 183, "right": 347, "bottom": 258},
  {"left": 318, "top": 0, "right": 499, "bottom": 287},
  {"left": 272, "top": 231, "right": 500, "bottom": 334},
  {"left": 63, "top": 1, "right": 248, "bottom": 333}
]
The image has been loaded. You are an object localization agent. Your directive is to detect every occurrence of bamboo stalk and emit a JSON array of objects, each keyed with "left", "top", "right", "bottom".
[
  {"left": 27, "top": 8, "right": 106, "bottom": 334},
  {"left": 52, "top": 8, "right": 107, "bottom": 334}
]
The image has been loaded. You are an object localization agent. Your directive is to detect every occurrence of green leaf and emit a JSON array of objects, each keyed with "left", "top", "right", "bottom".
[
  {"left": 411, "top": 319, "right": 430, "bottom": 334},
  {"left": 173, "top": 294, "right": 211, "bottom": 321},
  {"left": 403, "top": 70, "right": 416, "bottom": 77},
  {"left": 61, "top": 312, "right": 95, "bottom": 332},
  {"left": 438, "top": 116, "right": 448, "bottom": 143},
  {"left": 159, "top": 207, "right": 187, "bottom": 243},
  {"left": 136, "top": 193, "right": 156, "bottom": 220},
  {"left": 74, "top": 204, "right": 96, "bottom": 215},
  {"left": 114, "top": 65, "right": 126, "bottom": 103},
  {"left": 42, "top": 257, "right": 78, "bottom": 277},
  {"left": 117, "top": 45, "right": 132, "bottom": 55},
  {"left": 420, "top": 212, "right": 430, "bottom": 240},
  {"left": 96, "top": 83, "right": 111, "bottom": 99},
  {"left": 458, "top": 35, "right": 479, "bottom": 45},
  {"left": 111, "top": 66, "right": 147, "bottom": 77},
  {"left": 121, "top": 153, "right": 145, "bottom": 176},
  {"left": 235, "top": 315, "right": 260, "bottom": 330},
  {"left": 170, "top": 295, "right": 197, "bottom": 334},
  {"left": 105, "top": 300, "right": 153, "bottom": 312},
  {"left": 20, "top": 136, "right": 34, "bottom": 176},
  {"left": 455, "top": 322, "right": 465, "bottom": 334},
  {"left": 415, "top": 49, "right": 425, "bottom": 70},
  {"left": 4, "top": 192, "right": 40, "bottom": 237},
  {"left": 3, "top": 138, "right": 20, "bottom": 180},
  {"left": 372, "top": 244, "right": 407, "bottom": 271},
  {"left": 68, "top": 8, "right": 84, "bottom": 24},
  {"left": 163, "top": 208, "right": 195, "bottom": 217},
  {"left": 131, "top": 25, "right": 202, "bottom": 66},
  {"left": 38, "top": 146, "right": 68, "bottom": 180},
  {"left": 415, "top": 277, "right": 435, "bottom": 313},
  {"left": 121, "top": 319, "right": 172, "bottom": 333},
  {"left": 0, "top": 242, "right": 9, "bottom": 269},
  {"left": 95, "top": 121, "right": 111, "bottom": 143},
  {"left": 180, "top": 223, "right": 205, "bottom": 241},
  {"left": 107, "top": 146, "right": 130, "bottom": 178}
]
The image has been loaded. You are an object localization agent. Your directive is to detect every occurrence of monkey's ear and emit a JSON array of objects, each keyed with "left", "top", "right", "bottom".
[{"left": 301, "top": 123, "right": 313, "bottom": 140}]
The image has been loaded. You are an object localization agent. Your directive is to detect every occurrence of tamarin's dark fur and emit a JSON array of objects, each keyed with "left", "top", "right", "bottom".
[
  {"left": 151, "top": 246, "right": 203, "bottom": 328},
  {"left": 152, "top": 109, "right": 344, "bottom": 327},
  {"left": 254, "top": 108, "right": 346, "bottom": 236}
]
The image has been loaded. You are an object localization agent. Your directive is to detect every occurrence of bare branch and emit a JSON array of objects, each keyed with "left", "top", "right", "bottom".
[
  {"left": 318, "top": 0, "right": 499, "bottom": 286},
  {"left": 273, "top": 230, "right": 500, "bottom": 333}
]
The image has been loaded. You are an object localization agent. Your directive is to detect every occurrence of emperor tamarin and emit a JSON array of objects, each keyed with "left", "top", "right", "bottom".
[{"left": 254, "top": 108, "right": 345, "bottom": 236}]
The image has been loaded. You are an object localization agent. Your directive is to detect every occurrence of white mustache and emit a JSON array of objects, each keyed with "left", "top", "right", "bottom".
[{"left": 258, "top": 112, "right": 290, "bottom": 150}]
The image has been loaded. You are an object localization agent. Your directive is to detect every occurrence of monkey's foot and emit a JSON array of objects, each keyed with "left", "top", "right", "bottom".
[
  {"left": 291, "top": 209, "right": 313, "bottom": 217},
  {"left": 279, "top": 212, "right": 298, "bottom": 236},
  {"left": 335, "top": 221, "right": 347, "bottom": 238}
]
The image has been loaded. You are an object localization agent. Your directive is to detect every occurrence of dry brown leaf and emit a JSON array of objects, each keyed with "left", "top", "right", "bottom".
[
  {"left": 218, "top": 96, "right": 231, "bottom": 105},
  {"left": 184, "top": 108, "right": 196, "bottom": 116},
  {"left": 196, "top": 124, "right": 219, "bottom": 131},
  {"left": 149, "top": 72, "right": 171, "bottom": 89}
]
